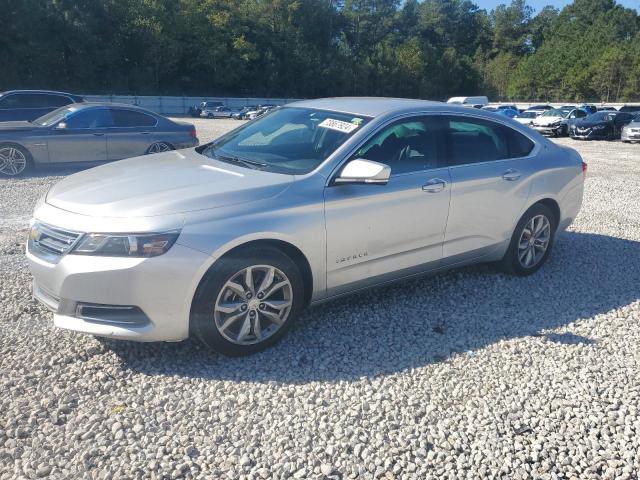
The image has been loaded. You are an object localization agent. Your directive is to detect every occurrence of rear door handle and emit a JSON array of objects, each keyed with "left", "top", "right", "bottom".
[
  {"left": 502, "top": 169, "right": 522, "bottom": 181},
  {"left": 140, "top": 131, "right": 150, "bottom": 135},
  {"left": 92, "top": 132, "right": 105, "bottom": 136},
  {"left": 422, "top": 178, "right": 447, "bottom": 193}
]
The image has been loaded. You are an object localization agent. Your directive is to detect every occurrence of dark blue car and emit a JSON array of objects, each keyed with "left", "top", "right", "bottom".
[{"left": 0, "top": 90, "right": 84, "bottom": 121}]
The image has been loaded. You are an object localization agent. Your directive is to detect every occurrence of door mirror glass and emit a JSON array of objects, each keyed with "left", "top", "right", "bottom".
[
  {"left": 55, "top": 122, "right": 67, "bottom": 130},
  {"left": 335, "top": 159, "right": 391, "bottom": 185}
]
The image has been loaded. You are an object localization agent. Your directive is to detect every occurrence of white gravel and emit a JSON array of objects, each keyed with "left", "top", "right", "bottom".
[{"left": 1, "top": 120, "right": 640, "bottom": 479}]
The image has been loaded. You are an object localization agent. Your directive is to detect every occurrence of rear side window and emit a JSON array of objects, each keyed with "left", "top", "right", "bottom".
[
  {"left": 40, "top": 94, "right": 73, "bottom": 108},
  {"left": 444, "top": 116, "right": 534, "bottom": 166},
  {"left": 111, "top": 109, "right": 157, "bottom": 127}
]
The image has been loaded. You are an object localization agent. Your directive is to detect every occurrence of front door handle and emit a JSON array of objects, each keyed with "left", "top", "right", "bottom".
[
  {"left": 92, "top": 132, "right": 105, "bottom": 136},
  {"left": 422, "top": 178, "right": 447, "bottom": 193},
  {"left": 140, "top": 131, "right": 150, "bottom": 135},
  {"left": 502, "top": 169, "right": 522, "bottom": 181}
]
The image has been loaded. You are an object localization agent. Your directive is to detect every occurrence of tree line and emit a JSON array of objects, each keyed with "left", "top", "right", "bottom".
[{"left": 1, "top": 0, "right": 639, "bottom": 102}]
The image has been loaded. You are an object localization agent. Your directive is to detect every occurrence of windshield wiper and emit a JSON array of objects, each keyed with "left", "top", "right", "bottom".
[{"left": 211, "top": 150, "right": 267, "bottom": 170}]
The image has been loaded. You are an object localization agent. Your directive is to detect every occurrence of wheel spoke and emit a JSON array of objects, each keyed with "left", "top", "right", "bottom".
[
  {"left": 263, "top": 280, "right": 288, "bottom": 299},
  {"left": 225, "top": 281, "right": 247, "bottom": 299},
  {"left": 244, "top": 267, "right": 255, "bottom": 294},
  {"left": 215, "top": 301, "right": 244, "bottom": 314},
  {"left": 237, "top": 312, "right": 252, "bottom": 342},
  {"left": 257, "top": 267, "right": 275, "bottom": 294},
  {"left": 260, "top": 309, "right": 284, "bottom": 326},
  {"left": 264, "top": 299, "right": 291, "bottom": 311},
  {"left": 253, "top": 313, "right": 262, "bottom": 340},
  {"left": 219, "top": 311, "right": 245, "bottom": 332}
]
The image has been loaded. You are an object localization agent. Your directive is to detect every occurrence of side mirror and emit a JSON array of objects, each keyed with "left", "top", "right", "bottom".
[
  {"left": 334, "top": 159, "right": 391, "bottom": 185},
  {"left": 55, "top": 122, "right": 67, "bottom": 130}
]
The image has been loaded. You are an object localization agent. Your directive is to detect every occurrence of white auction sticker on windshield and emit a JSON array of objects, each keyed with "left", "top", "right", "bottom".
[{"left": 318, "top": 118, "right": 359, "bottom": 133}]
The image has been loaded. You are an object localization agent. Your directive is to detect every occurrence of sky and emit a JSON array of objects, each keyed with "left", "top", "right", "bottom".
[{"left": 473, "top": 0, "right": 639, "bottom": 12}]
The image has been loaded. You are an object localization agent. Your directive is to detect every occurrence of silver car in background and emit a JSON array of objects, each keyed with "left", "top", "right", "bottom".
[
  {"left": 0, "top": 103, "right": 198, "bottom": 176},
  {"left": 26, "top": 98, "right": 585, "bottom": 355}
]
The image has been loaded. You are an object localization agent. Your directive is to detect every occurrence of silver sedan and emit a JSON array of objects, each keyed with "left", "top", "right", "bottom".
[
  {"left": 26, "top": 98, "right": 585, "bottom": 355},
  {"left": 0, "top": 103, "right": 198, "bottom": 176}
]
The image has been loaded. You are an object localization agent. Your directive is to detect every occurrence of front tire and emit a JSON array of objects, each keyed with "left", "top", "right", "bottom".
[
  {"left": 501, "top": 204, "right": 557, "bottom": 276},
  {"left": 0, "top": 143, "right": 31, "bottom": 177},
  {"left": 190, "top": 246, "right": 305, "bottom": 356}
]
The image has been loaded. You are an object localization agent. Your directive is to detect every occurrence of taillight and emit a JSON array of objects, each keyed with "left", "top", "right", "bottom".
[
  {"left": 190, "top": 127, "right": 197, "bottom": 138},
  {"left": 582, "top": 161, "right": 587, "bottom": 179}
]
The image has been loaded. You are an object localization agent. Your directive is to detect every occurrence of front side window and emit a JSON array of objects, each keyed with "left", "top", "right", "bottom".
[
  {"left": 444, "top": 116, "right": 534, "bottom": 166},
  {"left": 111, "top": 109, "right": 157, "bottom": 127},
  {"left": 353, "top": 117, "right": 444, "bottom": 175},
  {"left": 41, "top": 94, "right": 73, "bottom": 108},
  {"left": 201, "top": 107, "right": 371, "bottom": 174},
  {"left": 65, "top": 109, "right": 113, "bottom": 129}
]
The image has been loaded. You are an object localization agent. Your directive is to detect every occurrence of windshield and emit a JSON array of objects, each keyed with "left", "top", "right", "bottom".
[
  {"left": 587, "top": 112, "right": 616, "bottom": 122},
  {"left": 201, "top": 107, "right": 371, "bottom": 174},
  {"left": 520, "top": 111, "right": 537, "bottom": 118},
  {"left": 32, "top": 106, "right": 81, "bottom": 126},
  {"left": 542, "top": 109, "right": 570, "bottom": 118}
]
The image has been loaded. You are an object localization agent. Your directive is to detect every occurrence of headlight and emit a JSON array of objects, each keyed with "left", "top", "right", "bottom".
[{"left": 71, "top": 231, "right": 180, "bottom": 257}]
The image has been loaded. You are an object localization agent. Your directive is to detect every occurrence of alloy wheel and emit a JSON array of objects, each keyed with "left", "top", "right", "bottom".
[
  {"left": 517, "top": 215, "right": 551, "bottom": 268},
  {"left": 147, "top": 142, "right": 171, "bottom": 154},
  {"left": 0, "top": 147, "right": 27, "bottom": 176},
  {"left": 214, "top": 265, "right": 293, "bottom": 345}
]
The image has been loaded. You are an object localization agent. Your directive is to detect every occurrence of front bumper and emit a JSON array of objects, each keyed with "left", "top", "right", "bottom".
[
  {"left": 570, "top": 129, "right": 609, "bottom": 140},
  {"left": 622, "top": 129, "right": 640, "bottom": 142},
  {"left": 532, "top": 125, "right": 563, "bottom": 135},
  {"left": 27, "top": 231, "right": 209, "bottom": 342}
]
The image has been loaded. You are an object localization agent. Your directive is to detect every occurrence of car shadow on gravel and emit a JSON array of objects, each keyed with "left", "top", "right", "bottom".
[{"left": 101, "top": 231, "right": 640, "bottom": 383}]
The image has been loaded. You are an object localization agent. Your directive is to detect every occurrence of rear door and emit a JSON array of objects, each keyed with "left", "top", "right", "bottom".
[
  {"left": 441, "top": 115, "right": 537, "bottom": 263},
  {"left": 46, "top": 108, "right": 111, "bottom": 163},
  {"left": 107, "top": 109, "right": 158, "bottom": 160}
]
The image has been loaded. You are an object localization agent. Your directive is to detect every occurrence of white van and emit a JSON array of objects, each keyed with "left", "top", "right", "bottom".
[{"left": 446, "top": 96, "right": 489, "bottom": 107}]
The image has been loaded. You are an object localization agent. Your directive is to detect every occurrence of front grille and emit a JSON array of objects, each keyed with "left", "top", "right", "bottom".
[{"left": 28, "top": 222, "right": 82, "bottom": 263}]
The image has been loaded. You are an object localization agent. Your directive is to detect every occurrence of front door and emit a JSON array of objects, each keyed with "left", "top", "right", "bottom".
[
  {"left": 324, "top": 115, "right": 451, "bottom": 294},
  {"left": 46, "top": 108, "right": 110, "bottom": 163}
]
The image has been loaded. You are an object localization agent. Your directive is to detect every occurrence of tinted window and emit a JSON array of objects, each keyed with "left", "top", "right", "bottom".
[
  {"left": 0, "top": 93, "right": 56, "bottom": 108},
  {"left": 40, "top": 94, "right": 73, "bottom": 108},
  {"left": 66, "top": 109, "right": 113, "bottom": 129},
  {"left": 354, "top": 117, "right": 444, "bottom": 174},
  {"left": 445, "top": 116, "right": 533, "bottom": 166},
  {"left": 111, "top": 109, "right": 157, "bottom": 127}
]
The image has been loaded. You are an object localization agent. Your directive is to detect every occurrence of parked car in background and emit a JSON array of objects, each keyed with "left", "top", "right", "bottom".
[
  {"left": 188, "top": 101, "right": 223, "bottom": 118},
  {"left": 446, "top": 96, "right": 489, "bottom": 107},
  {"left": 232, "top": 107, "right": 256, "bottom": 120},
  {"left": 622, "top": 115, "right": 640, "bottom": 143},
  {"left": 246, "top": 105, "right": 276, "bottom": 120},
  {"left": 618, "top": 104, "right": 640, "bottom": 113},
  {"left": 25, "top": 97, "right": 585, "bottom": 355},
  {"left": 570, "top": 111, "right": 635, "bottom": 140},
  {"left": 0, "top": 90, "right": 84, "bottom": 122},
  {"left": 514, "top": 110, "right": 541, "bottom": 126},
  {"left": 496, "top": 105, "right": 518, "bottom": 112},
  {"left": 532, "top": 108, "right": 587, "bottom": 136},
  {"left": 202, "top": 106, "right": 234, "bottom": 119},
  {"left": 0, "top": 103, "right": 198, "bottom": 177},
  {"left": 527, "top": 105, "right": 553, "bottom": 112},
  {"left": 579, "top": 104, "right": 597, "bottom": 114},
  {"left": 597, "top": 106, "right": 617, "bottom": 111}
]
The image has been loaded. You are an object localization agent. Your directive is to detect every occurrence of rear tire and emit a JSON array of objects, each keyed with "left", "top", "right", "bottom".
[
  {"left": 501, "top": 204, "right": 557, "bottom": 276},
  {"left": 146, "top": 142, "right": 173, "bottom": 154},
  {"left": 190, "top": 246, "right": 305, "bottom": 356}
]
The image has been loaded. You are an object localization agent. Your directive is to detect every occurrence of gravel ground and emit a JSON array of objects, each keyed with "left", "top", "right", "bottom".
[{"left": 1, "top": 119, "right": 640, "bottom": 479}]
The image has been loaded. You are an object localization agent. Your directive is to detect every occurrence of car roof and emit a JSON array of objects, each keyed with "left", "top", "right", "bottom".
[
  {"left": 288, "top": 97, "right": 443, "bottom": 117},
  {"left": 66, "top": 102, "right": 159, "bottom": 114},
  {"left": 1, "top": 89, "right": 83, "bottom": 99}
]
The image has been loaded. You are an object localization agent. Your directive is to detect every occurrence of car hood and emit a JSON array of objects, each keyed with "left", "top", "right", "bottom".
[
  {"left": 533, "top": 116, "right": 564, "bottom": 126},
  {"left": 46, "top": 149, "right": 294, "bottom": 218},
  {"left": 0, "top": 121, "right": 42, "bottom": 132}
]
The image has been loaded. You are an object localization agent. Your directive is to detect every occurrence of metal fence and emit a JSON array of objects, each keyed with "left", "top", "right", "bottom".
[{"left": 82, "top": 95, "right": 302, "bottom": 116}]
